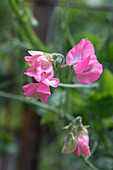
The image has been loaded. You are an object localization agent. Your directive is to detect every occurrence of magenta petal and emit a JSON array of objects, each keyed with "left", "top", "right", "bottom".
[
  {"left": 77, "top": 142, "right": 90, "bottom": 156},
  {"left": 40, "top": 93, "right": 51, "bottom": 103},
  {"left": 28, "top": 51, "right": 43, "bottom": 56},
  {"left": 73, "top": 147, "right": 78, "bottom": 155},
  {"left": 22, "top": 83, "right": 39, "bottom": 98},
  {"left": 37, "top": 82, "right": 51, "bottom": 94},
  {"left": 77, "top": 61, "right": 103, "bottom": 85},
  {"left": 74, "top": 133, "right": 91, "bottom": 156},
  {"left": 74, "top": 56, "right": 90, "bottom": 74}
]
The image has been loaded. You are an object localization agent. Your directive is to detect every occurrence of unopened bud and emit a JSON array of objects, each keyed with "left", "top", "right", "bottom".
[{"left": 62, "top": 133, "right": 77, "bottom": 153}]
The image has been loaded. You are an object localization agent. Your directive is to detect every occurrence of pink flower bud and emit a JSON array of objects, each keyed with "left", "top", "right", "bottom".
[{"left": 73, "top": 130, "right": 90, "bottom": 156}]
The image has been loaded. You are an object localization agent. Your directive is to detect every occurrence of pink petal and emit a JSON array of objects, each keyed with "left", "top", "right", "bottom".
[
  {"left": 73, "top": 133, "right": 90, "bottom": 156},
  {"left": 74, "top": 56, "right": 90, "bottom": 74},
  {"left": 76, "top": 61, "right": 103, "bottom": 85},
  {"left": 37, "top": 82, "right": 51, "bottom": 94},
  {"left": 40, "top": 93, "right": 51, "bottom": 103},
  {"left": 24, "top": 61, "right": 42, "bottom": 82},
  {"left": 77, "top": 142, "right": 90, "bottom": 156},
  {"left": 80, "top": 39, "right": 95, "bottom": 60},
  {"left": 43, "top": 64, "right": 54, "bottom": 79},
  {"left": 24, "top": 56, "right": 32, "bottom": 66},
  {"left": 49, "top": 78, "right": 60, "bottom": 87},
  {"left": 28, "top": 51, "right": 43, "bottom": 56},
  {"left": 22, "top": 83, "right": 39, "bottom": 98},
  {"left": 66, "top": 38, "right": 95, "bottom": 66},
  {"left": 41, "top": 76, "right": 60, "bottom": 87}
]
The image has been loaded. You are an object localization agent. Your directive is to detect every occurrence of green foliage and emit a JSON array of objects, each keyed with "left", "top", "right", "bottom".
[{"left": 0, "top": 0, "right": 113, "bottom": 169}]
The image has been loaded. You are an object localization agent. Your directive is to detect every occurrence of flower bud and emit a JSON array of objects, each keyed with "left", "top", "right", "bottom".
[
  {"left": 62, "top": 133, "right": 77, "bottom": 153},
  {"left": 73, "top": 128, "right": 90, "bottom": 156}
]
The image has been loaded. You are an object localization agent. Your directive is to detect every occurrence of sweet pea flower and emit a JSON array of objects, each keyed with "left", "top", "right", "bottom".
[
  {"left": 25, "top": 51, "right": 52, "bottom": 68},
  {"left": 22, "top": 82, "right": 51, "bottom": 103},
  {"left": 22, "top": 77, "right": 59, "bottom": 103},
  {"left": 24, "top": 60, "right": 54, "bottom": 82},
  {"left": 24, "top": 51, "right": 60, "bottom": 86},
  {"left": 66, "top": 38, "right": 103, "bottom": 85},
  {"left": 73, "top": 130, "right": 90, "bottom": 156}
]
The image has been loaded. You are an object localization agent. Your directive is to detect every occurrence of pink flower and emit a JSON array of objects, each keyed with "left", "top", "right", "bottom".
[
  {"left": 66, "top": 38, "right": 103, "bottom": 85},
  {"left": 22, "top": 82, "right": 51, "bottom": 103},
  {"left": 24, "top": 60, "right": 54, "bottom": 82},
  {"left": 23, "top": 51, "right": 60, "bottom": 102},
  {"left": 73, "top": 131, "right": 90, "bottom": 156},
  {"left": 25, "top": 51, "right": 52, "bottom": 68},
  {"left": 24, "top": 51, "right": 60, "bottom": 86}
]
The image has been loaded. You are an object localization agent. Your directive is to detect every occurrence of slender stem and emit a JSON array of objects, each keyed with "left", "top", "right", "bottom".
[
  {"left": 64, "top": 0, "right": 75, "bottom": 48},
  {"left": 59, "top": 2, "right": 113, "bottom": 12},
  {"left": 54, "top": 54, "right": 64, "bottom": 77},
  {"left": 9, "top": 0, "right": 48, "bottom": 51},
  {"left": 81, "top": 155, "right": 99, "bottom": 170},
  {"left": 0, "top": 91, "right": 57, "bottom": 113},
  {"left": 60, "top": 64, "right": 68, "bottom": 68},
  {"left": 59, "top": 82, "right": 99, "bottom": 88}
]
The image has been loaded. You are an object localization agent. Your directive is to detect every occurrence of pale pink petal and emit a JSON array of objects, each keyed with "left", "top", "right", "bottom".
[
  {"left": 24, "top": 56, "right": 32, "bottom": 66},
  {"left": 41, "top": 75, "right": 60, "bottom": 87},
  {"left": 43, "top": 64, "right": 54, "bottom": 79},
  {"left": 22, "top": 83, "right": 39, "bottom": 98},
  {"left": 24, "top": 55, "right": 40, "bottom": 66},
  {"left": 28, "top": 51, "right": 43, "bottom": 56},
  {"left": 66, "top": 49, "right": 77, "bottom": 66},
  {"left": 49, "top": 78, "right": 60, "bottom": 87},
  {"left": 76, "top": 61, "right": 103, "bottom": 85},
  {"left": 66, "top": 39, "right": 95, "bottom": 66},
  {"left": 74, "top": 56, "right": 90, "bottom": 74}
]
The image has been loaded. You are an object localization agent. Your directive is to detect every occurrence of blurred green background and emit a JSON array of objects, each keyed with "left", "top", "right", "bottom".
[{"left": 0, "top": 0, "right": 113, "bottom": 169}]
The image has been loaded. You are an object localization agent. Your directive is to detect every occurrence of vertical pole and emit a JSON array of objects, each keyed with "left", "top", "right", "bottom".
[{"left": 33, "top": 0, "right": 57, "bottom": 43}]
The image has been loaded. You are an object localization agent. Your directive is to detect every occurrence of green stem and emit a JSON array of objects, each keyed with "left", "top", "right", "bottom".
[
  {"left": 65, "top": 0, "right": 75, "bottom": 48},
  {"left": 59, "top": 82, "right": 99, "bottom": 88},
  {"left": 9, "top": 0, "right": 48, "bottom": 51},
  {"left": 81, "top": 155, "right": 99, "bottom": 170},
  {"left": 0, "top": 91, "right": 57, "bottom": 113}
]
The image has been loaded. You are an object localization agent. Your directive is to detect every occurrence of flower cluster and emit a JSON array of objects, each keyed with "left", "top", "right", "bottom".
[
  {"left": 22, "top": 51, "right": 60, "bottom": 103},
  {"left": 23, "top": 38, "right": 103, "bottom": 102},
  {"left": 62, "top": 117, "right": 90, "bottom": 157},
  {"left": 66, "top": 38, "right": 103, "bottom": 85}
]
